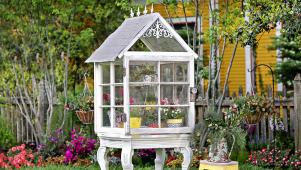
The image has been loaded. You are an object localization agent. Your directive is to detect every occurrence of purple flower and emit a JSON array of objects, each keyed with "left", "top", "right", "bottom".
[
  {"left": 49, "top": 136, "right": 58, "bottom": 143},
  {"left": 64, "top": 149, "right": 74, "bottom": 163}
]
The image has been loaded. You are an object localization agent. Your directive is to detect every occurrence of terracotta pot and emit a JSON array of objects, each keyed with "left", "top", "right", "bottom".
[
  {"left": 167, "top": 118, "right": 183, "bottom": 128},
  {"left": 76, "top": 110, "right": 94, "bottom": 124}
]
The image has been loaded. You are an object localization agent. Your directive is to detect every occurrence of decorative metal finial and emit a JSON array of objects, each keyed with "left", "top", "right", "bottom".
[
  {"left": 137, "top": 7, "right": 140, "bottom": 16},
  {"left": 130, "top": 8, "right": 134, "bottom": 17},
  {"left": 143, "top": 5, "right": 147, "bottom": 15},
  {"left": 151, "top": 3, "right": 154, "bottom": 13}
]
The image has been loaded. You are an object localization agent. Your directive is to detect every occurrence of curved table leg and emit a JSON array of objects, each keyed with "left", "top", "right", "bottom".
[
  {"left": 97, "top": 146, "right": 109, "bottom": 170},
  {"left": 180, "top": 147, "right": 193, "bottom": 170},
  {"left": 121, "top": 143, "right": 133, "bottom": 170},
  {"left": 155, "top": 148, "right": 166, "bottom": 170}
]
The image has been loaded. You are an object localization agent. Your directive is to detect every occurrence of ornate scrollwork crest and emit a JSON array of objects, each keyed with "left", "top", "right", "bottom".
[{"left": 143, "top": 19, "right": 173, "bottom": 39}]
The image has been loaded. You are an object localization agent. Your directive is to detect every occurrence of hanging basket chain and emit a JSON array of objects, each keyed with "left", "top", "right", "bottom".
[{"left": 82, "top": 72, "right": 92, "bottom": 97}]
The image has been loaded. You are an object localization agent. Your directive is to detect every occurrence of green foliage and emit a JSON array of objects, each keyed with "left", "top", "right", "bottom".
[
  {"left": 205, "top": 110, "right": 247, "bottom": 154},
  {"left": 66, "top": 93, "right": 94, "bottom": 112},
  {"left": 0, "top": 116, "right": 16, "bottom": 149},
  {"left": 271, "top": 34, "right": 301, "bottom": 88},
  {"left": 130, "top": 107, "right": 142, "bottom": 117},
  {"left": 234, "top": 95, "right": 275, "bottom": 124}
]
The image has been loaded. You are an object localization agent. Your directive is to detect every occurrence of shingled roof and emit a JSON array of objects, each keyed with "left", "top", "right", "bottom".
[{"left": 86, "top": 13, "right": 195, "bottom": 63}]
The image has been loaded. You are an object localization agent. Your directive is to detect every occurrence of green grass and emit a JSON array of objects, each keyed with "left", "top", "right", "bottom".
[{"left": 19, "top": 164, "right": 273, "bottom": 170}]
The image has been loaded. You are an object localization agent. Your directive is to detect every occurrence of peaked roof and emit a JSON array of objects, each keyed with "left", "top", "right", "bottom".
[{"left": 86, "top": 13, "right": 196, "bottom": 63}]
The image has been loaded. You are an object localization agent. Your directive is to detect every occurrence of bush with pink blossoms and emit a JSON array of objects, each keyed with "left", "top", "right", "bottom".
[
  {"left": 0, "top": 144, "right": 43, "bottom": 169},
  {"left": 248, "top": 147, "right": 301, "bottom": 169},
  {"left": 64, "top": 129, "right": 97, "bottom": 164}
]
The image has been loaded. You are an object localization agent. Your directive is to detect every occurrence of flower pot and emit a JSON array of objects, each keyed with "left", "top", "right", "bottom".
[
  {"left": 76, "top": 110, "right": 94, "bottom": 124},
  {"left": 167, "top": 118, "right": 183, "bottom": 128},
  {"left": 130, "top": 117, "right": 141, "bottom": 128}
]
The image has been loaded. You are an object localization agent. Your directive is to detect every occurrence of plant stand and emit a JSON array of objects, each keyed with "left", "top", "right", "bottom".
[
  {"left": 97, "top": 134, "right": 192, "bottom": 170},
  {"left": 199, "top": 160, "right": 238, "bottom": 170}
]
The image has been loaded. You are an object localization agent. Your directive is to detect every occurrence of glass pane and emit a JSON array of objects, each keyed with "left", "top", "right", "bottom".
[
  {"left": 115, "top": 107, "right": 124, "bottom": 128},
  {"left": 160, "top": 85, "right": 188, "bottom": 104},
  {"left": 175, "top": 63, "right": 188, "bottom": 82},
  {"left": 115, "top": 86, "right": 124, "bottom": 105},
  {"left": 103, "top": 86, "right": 110, "bottom": 105},
  {"left": 160, "top": 107, "right": 188, "bottom": 128},
  {"left": 160, "top": 63, "right": 174, "bottom": 82},
  {"left": 115, "top": 64, "right": 123, "bottom": 83},
  {"left": 102, "top": 107, "right": 111, "bottom": 127},
  {"left": 130, "top": 107, "right": 158, "bottom": 128},
  {"left": 130, "top": 61, "right": 157, "bottom": 82},
  {"left": 102, "top": 64, "right": 110, "bottom": 84},
  {"left": 130, "top": 86, "right": 158, "bottom": 105}
]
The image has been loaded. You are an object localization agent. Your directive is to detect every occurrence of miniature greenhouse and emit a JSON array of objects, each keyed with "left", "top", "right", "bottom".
[{"left": 86, "top": 13, "right": 198, "bottom": 170}]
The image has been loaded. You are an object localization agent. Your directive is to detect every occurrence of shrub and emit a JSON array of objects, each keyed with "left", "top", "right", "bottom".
[
  {"left": 0, "top": 116, "right": 16, "bottom": 150},
  {"left": 0, "top": 144, "right": 43, "bottom": 169},
  {"left": 64, "top": 129, "right": 97, "bottom": 164}
]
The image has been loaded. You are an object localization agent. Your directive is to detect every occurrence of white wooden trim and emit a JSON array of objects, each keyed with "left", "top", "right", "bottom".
[
  {"left": 244, "top": 11, "right": 252, "bottom": 94},
  {"left": 94, "top": 63, "right": 103, "bottom": 132},
  {"left": 188, "top": 60, "right": 195, "bottom": 129},
  {"left": 110, "top": 62, "right": 115, "bottom": 128},
  {"left": 129, "top": 105, "right": 189, "bottom": 107},
  {"left": 123, "top": 56, "right": 130, "bottom": 135},
  {"left": 129, "top": 82, "right": 189, "bottom": 86},
  {"left": 157, "top": 61, "right": 161, "bottom": 128},
  {"left": 130, "top": 127, "right": 193, "bottom": 134},
  {"left": 158, "top": 15, "right": 198, "bottom": 58},
  {"left": 245, "top": 45, "right": 252, "bottom": 93},
  {"left": 125, "top": 51, "right": 195, "bottom": 59},
  {"left": 96, "top": 127, "right": 124, "bottom": 134},
  {"left": 99, "top": 83, "right": 123, "bottom": 86}
]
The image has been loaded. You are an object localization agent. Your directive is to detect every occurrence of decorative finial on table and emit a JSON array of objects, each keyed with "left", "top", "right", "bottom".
[
  {"left": 130, "top": 8, "right": 134, "bottom": 18},
  {"left": 137, "top": 7, "right": 140, "bottom": 16},
  {"left": 143, "top": 5, "right": 147, "bottom": 15},
  {"left": 151, "top": 3, "right": 154, "bottom": 13}
]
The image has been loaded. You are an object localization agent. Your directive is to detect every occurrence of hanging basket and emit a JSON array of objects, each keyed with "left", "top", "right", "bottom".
[{"left": 76, "top": 110, "right": 94, "bottom": 124}]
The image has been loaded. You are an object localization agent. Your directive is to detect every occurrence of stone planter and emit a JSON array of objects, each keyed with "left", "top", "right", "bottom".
[
  {"left": 167, "top": 118, "right": 183, "bottom": 128},
  {"left": 76, "top": 110, "right": 94, "bottom": 124}
]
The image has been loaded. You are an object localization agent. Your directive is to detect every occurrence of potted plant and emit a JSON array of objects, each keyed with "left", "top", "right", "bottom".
[
  {"left": 161, "top": 107, "right": 184, "bottom": 128},
  {"left": 201, "top": 109, "right": 246, "bottom": 167},
  {"left": 235, "top": 95, "right": 274, "bottom": 134},
  {"left": 67, "top": 94, "right": 94, "bottom": 124},
  {"left": 130, "top": 107, "right": 142, "bottom": 128}
]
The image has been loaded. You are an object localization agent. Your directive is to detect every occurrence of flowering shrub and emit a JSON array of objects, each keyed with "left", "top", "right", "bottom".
[
  {"left": 248, "top": 148, "right": 290, "bottom": 168},
  {"left": 0, "top": 144, "right": 43, "bottom": 169},
  {"left": 64, "top": 130, "right": 97, "bottom": 163},
  {"left": 248, "top": 147, "right": 301, "bottom": 169}
]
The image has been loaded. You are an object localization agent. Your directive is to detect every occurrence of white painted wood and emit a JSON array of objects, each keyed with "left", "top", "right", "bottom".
[
  {"left": 129, "top": 104, "right": 189, "bottom": 107},
  {"left": 129, "top": 82, "right": 190, "bottom": 85},
  {"left": 110, "top": 62, "right": 115, "bottom": 128},
  {"left": 123, "top": 56, "right": 130, "bottom": 135},
  {"left": 97, "top": 146, "right": 109, "bottom": 170},
  {"left": 189, "top": 60, "right": 195, "bottom": 129},
  {"left": 157, "top": 61, "right": 161, "bottom": 128},
  {"left": 245, "top": 45, "right": 252, "bottom": 93},
  {"left": 179, "top": 147, "right": 193, "bottom": 170},
  {"left": 125, "top": 51, "right": 195, "bottom": 60},
  {"left": 121, "top": 142, "right": 133, "bottom": 170},
  {"left": 155, "top": 148, "right": 166, "bottom": 170},
  {"left": 94, "top": 64, "right": 103, "bottom": 132},
  {"left": 130, "top": 127, "right": 193, "bottom": 134}
]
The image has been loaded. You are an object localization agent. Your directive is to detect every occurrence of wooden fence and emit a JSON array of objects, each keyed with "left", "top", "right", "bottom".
[{"left": 195, "top": 74, "right": 301, "bottom": 147}]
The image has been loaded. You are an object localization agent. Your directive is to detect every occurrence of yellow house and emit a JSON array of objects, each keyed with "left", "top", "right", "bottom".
[{"left": 146, "top": 1, "right": 281, "bottom": 95}]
